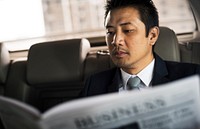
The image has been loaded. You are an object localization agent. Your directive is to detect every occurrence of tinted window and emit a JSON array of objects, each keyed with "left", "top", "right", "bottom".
[{"left": 0, "top": 0, "right": 196, "bottom": 43}]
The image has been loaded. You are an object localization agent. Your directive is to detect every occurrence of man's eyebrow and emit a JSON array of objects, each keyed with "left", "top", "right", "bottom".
[
  {"left": 106, "top": 22, "right": 133, "bottom": 28},
  {"left": 105, "top": 22, "right": 133, "bottom": 29},
  {"left": 120, "top": 22, "right": 132, "bottom": 26}
]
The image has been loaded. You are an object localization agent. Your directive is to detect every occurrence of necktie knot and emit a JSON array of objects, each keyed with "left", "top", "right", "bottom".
[{"left": 127, "top": 76, "right": 141, "bottom": 90}]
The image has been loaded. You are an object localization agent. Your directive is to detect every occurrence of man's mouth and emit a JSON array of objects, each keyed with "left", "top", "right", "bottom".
[{"left": 113, "top": 50, "right": 128, "bottom": 58}]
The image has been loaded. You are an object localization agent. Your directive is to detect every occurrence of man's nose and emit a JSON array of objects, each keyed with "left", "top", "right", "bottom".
[{"left": 112, "top": 32, "right": 124, "bottom": 46}]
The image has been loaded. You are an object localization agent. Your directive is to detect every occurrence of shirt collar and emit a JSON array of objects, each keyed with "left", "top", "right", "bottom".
[
  {"left": 120, "top": 59, "right": 155, "bottom": 87},
  {"left": 137, "top": 59, "right": 155, "bottom": 86}
]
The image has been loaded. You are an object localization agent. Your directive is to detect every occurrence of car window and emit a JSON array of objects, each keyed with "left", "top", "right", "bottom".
[
  {"left": 154, "top": 0, "right": 196, "bottom": 34},
  {"left": 0, "top": 0, "right": 196, "bottom": 51}
]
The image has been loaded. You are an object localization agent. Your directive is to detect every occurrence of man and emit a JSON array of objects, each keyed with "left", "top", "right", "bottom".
[{"left": 80, "top": 0, "right": 200, "bottom": 96}]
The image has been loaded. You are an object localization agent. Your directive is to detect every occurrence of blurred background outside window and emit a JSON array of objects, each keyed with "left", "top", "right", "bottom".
[{"left": 0, "top": 0, "right": 196, "bottom": 50}]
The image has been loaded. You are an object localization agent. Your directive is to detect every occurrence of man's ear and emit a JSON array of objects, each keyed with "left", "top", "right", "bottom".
[{"left": 149, "top": 26, "right": 159, "bottom": 46}]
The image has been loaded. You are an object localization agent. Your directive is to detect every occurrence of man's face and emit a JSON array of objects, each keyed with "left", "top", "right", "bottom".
[{"left": 105, "top": 7, "right": 158, "bottom": 74}]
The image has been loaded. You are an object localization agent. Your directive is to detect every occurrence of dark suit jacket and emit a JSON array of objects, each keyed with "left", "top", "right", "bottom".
[{"left": 80, "top": 54, "right": 200, "bottom": 97}]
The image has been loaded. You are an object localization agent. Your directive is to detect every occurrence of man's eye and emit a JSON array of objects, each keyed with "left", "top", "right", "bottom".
[
  {"left": 124, "top": 30, "right": 134, "bottom": 33},
  {"left": 106, "top": 31, "right": 115, "bottom": 35}
]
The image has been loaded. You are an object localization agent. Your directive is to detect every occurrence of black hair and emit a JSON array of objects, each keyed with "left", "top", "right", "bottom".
[{"left": 105, "top": 0, "right": 159, "bottom": 37}]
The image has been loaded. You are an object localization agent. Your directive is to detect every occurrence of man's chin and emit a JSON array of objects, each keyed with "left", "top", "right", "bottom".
[{"left": 114, "top": 61, "right": 128, "bottom": 68}]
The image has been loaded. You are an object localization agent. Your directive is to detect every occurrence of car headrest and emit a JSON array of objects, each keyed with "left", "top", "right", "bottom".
[
  {"left": 154, "top": 26, "right": 180, "bottom": 62},
  {"left": 0, "top": 43, "right": 10, "bottom": 84},
  {"left": 27, "top": 38, "right": 91, "bottom": 85}
]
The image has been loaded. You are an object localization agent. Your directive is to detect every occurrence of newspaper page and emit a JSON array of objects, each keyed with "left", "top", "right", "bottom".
[
  {"left": 42, "top": 75, "right": 200, "bottom": 129},
  {"left": 0, "top": 96, "right": 42, "bottom": 129}
]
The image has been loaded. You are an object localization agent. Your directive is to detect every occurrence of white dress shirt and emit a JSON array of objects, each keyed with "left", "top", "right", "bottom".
[{"left": 119, "top": 59, "right": 155, "bottom": 92}]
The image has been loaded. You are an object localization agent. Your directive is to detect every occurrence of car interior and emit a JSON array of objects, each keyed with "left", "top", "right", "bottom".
[
  {"left": 0, "top": 26, "right": 198, "bottom": 113},
  {"left": 0, "top": 0, "right": 200, "bottom": 128}
]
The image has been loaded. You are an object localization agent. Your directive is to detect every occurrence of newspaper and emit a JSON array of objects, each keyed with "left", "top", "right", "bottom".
[
  {"left": 0, "top": 75, "right": 200, "bottom": 129},
  {"left": 42, "top": 75, "right": 200, "bottom": 129}
]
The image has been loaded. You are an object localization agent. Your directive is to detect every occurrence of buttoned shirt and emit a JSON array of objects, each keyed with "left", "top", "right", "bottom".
[{"left": 119, "top": 59, "right": 155, "bottom": 92}]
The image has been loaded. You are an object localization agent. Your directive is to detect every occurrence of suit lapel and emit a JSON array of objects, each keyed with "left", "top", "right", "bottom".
[
  {"left": 107, "top": 54, "right": 171, "bottom": 91},
  {"left": 108, "top": 68, "right": 123, "bottom": 93},
  {"left": 152, "top": 54, "right": 170, "bottom": 86}
]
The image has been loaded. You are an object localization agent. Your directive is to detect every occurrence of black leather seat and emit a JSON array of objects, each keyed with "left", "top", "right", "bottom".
[
  {"left": 179, "top": 41, "right": 200, "bottom": 64},
  {"left": 0, "top": 43, "right": 10, "bottom": 95},
  {"left": 0, "top": 43, "right": 10, "bottom": 129},
  {"left": 5, "top": 38, "right": 90, "bottom": 112}
]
